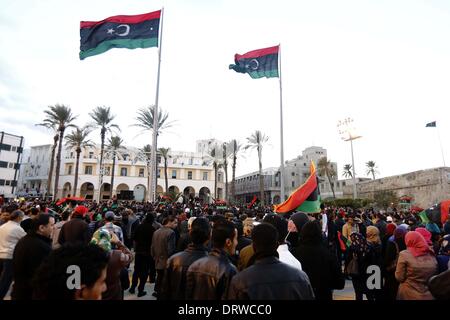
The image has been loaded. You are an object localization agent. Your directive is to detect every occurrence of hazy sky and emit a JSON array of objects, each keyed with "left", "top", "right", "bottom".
[{"left": 1, "top": 0, "right": 449, "bottom": 180}]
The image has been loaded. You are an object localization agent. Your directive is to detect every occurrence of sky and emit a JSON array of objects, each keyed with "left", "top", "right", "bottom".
[{"left": 1, "top": 0, "right": 450, "bottom": 180}]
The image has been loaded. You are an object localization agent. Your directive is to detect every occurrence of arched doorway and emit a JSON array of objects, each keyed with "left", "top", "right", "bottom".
[
  {"left": 273, "top": 195, "right": 281, "bottom": 204},
  {"left": 199, "top": 187, "right": 211, "bottom": 204},
  {"left": 168, "top": 185, "right": 179, "bottom": 194},
  {"left": 183, "top": 186, "right": 195, "bottom": 197},
  {"left": 156, "top": 185, "right": 164, "bottom": 196},
  {"left": 116, "top": 183, "right": 131, "bottom": 200},
  {"left": 62, "top": 182, "right": 71, "bottom": 198},
  {"left": 116, "top": 183, "right": 129, "bottom": 193},
  {"left": 134, "top": 184, "right": 146, "bottom": 202},
  {"left": 79, "top": 182, "right": 94, "bottom": 199},
  {"left": 100, "top": 183, "right": 111, "bottom": 200}
]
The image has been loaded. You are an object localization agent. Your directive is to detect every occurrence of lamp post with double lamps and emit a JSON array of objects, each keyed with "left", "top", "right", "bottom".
[{"left": 337, "top": 118, "right": 362, "bottom": 199}]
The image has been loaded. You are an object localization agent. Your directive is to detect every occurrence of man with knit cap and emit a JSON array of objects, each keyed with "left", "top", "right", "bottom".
[{"left": 286, "top": 212, "right": 310, "bottom": 248}]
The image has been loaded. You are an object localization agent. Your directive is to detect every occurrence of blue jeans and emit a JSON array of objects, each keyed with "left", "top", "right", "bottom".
[{"left": 0, "top": 259, "right": 13, "bottom": 300}]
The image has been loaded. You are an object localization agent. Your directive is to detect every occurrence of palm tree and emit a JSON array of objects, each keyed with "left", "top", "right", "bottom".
[
  {"left": 39, "top": 104, "right": 77, "bottom": 199},
  {"left": 204, "top": 144, "right": 223, "bottom": 200},
  {"left": 317, "top": 157, "right": 336, "bottom": 198},
  {"left": 133, "top": 105, "right": 175, "bottom": 135},
  {"left": 65, "top": 126, "right": 94, "bottom": 196},
  {"left": 245, "top": 130, "right": 269, "bottom": 206},
  {"left": 343, "top": 164, "right": 353, "bottom": 178},
  {"left": 366, "top": 161, "right": 379, "bottom": 180},
  {"left": 106, "top": 136, "right": 124, "bottom": 198},
  {"left": 158, "top": 148, "right": 171, "bottom": 194},
  {"left": 36, "top": 122, "right": 58, "bottom": 198},
  {"left": 139, "top": 144, "right": 152, "bottom": 201},
  {"left": 89, "top": 106, "right": 120, "bottom": 199},
  {"left": 229, "top": 139, "right": 243, "bottom": 204}
]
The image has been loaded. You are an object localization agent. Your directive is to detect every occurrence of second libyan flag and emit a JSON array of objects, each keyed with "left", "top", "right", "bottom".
[
  {"left": 229, "top": 45, "right": 279, "bottom": 79},
  {"left": 80, "top": 10, "right": 161, "bottom": 60},
  {"left": 274, "top": 161, "right": 321, "bottom": 214}
]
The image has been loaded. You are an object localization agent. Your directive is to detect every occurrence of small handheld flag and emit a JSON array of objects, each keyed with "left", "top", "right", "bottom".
[{"left": 229, "top": 45, "right": 279, "bottom": 79}]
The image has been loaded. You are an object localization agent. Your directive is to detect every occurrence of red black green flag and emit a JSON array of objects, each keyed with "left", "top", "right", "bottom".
[
  {"left": 80, "top": 10, "right": 160, "bottom": 60},
  {"left": 418, "top": 200, "right": 450, "bottom": 225},
  {"left": 229, "top": 45, "right": 279, "bottom": 79},
  {"left": 274, "top": 161, "right": 321, "bottom": 214}
]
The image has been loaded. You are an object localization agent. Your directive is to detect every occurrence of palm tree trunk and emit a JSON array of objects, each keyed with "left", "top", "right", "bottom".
[
  {"left": 147, "top": 160, "right": 151, "bottom": 202},
  {"left": 224, "top": 161, "right": 229, "bottom": 202},
  {"left": 74, "top": 149, "right": 80, "bottom": 197},
  {"left": 110, "top": 153, "right": 116, "bottom": 199},
  {"left": 258, "top": 146, "right": 264, "bottom": 206},
  {"left": 53, "top": 129, "right": 65, "bottom": 199},
  {"left": 98, "top": 128, "right": 106, "bottom": 200},
  {"left": 47, "top": 134, "right": 58, "bottom": 198},
  {"left": 231, "top": 154, "right": 237, "bottom": 203},
  {"left": 327, "top": 172, "right": 336, "bottom": 198},
  {"left": 164, "top": 158, "right": 168, "bottom": 193},
  {"left": 214, "top": 164, "right": 218, "bottom": 200},
  {"left": 372, "top": 170, "right": 375, "bottom": 180}
]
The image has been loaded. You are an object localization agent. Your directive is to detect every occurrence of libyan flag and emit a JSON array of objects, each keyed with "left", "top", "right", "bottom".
[
  {"left": 418, "top": 199, "right": 450, "bottom": 225},
  {"left": 274, "top": 161, "right": 321, "bottom": 214},
  {"left": 229, "top": 45, "right": 279, "bottom": 79},
  {"left": 80, "top": 10, "right": 160, "bottom": 60}
]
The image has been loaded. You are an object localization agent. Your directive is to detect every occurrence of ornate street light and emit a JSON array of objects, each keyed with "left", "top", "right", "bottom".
[{"left": 337, "top": 118, "right": 362, "bottom": 199}]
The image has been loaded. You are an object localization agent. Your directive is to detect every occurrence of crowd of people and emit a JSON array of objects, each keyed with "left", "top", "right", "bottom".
[{"left": 0, "top": 196, "right": 449, "bottom": 300}]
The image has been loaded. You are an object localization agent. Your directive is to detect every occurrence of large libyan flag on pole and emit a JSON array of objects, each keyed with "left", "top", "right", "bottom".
[
  {"left": 274, "top": 161, "right": 321, "bottom": 214},
  {"left": 229, "top": 45, "right": 279, "bottom": 79},
  {"left": 80, "top": 10, "right": 161, "bottom": 60}
]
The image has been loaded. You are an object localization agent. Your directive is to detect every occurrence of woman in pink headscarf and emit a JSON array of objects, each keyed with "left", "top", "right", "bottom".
[{"left": 395, "top": 231, "right": 438, "bottom": 300}]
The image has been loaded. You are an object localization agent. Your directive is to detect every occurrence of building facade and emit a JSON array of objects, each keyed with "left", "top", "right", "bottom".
[
  {"left": 0, "top": 132, "right": 24, "bottom": 198},
  {"left": 233, "top": 146, "right": 339, "bottom": 204},
  {"left": 17, "top": 145, "right": 52, "bottom": 197},
  {"left": 18, "top": 140, "right": 225, "bottom": 201}
]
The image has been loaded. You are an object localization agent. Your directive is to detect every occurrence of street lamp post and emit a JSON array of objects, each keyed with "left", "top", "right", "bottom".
[{"left": 337, "top": 118, "right": 361, "bottom": 200}]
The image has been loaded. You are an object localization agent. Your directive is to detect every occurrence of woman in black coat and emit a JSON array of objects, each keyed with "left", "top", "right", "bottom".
[{"left": 293, "top": 221, "right": 345, "bottom": 300}]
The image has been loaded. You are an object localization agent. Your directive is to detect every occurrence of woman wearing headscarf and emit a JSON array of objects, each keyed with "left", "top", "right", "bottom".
[
  {"left": 383, "top": 226, "right": 407, "bottom": 300},
  {"left": 395, "top": 231, "right": 438, "bottom": 300},
  {"left": 91, "top": 229, "right": 133, "bottom": 300},
  {"left": 293, "top": 221, "right": 344, "bottom": 300},
  {"left": 345, "top": 233, "right": 370, "bottom": 300},
  {"left": 364, "top": 226, "right": 383, "bottom": 300},
  {"left": 381, "top": 223, "right": 396, "bottom": 258}
]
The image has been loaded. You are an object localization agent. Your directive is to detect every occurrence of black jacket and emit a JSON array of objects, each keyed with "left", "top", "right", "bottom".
[
  {"left": 428, "top": 269, "right": 450, "bottom": 300},
  {"left": 294, "top": 221, "right": 345, "bottom": 300},
  {"left": 12, "top": 233, "right": 52, "bottom": 300},
  {"left": 133, "top": 222, "right": 156, "bottom": 256},
  {"left": 160, "top": 244, "right": 209, "bottom": 300},
  {"left": 227, "top": 256, "right": 315, "bottom": 300},
  {"left": 176, "top": 233, "right": 191, "bottom": 253},
  {"left": 58, "top": 218, "right": 90, "bottom": 246},
  {"left": 186, "top": 248, "right": 237, "bottom": 300}
]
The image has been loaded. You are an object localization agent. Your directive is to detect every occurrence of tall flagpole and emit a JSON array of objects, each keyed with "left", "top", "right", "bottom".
[
  {"left": 436, "top": 124, "right": 446, "bottom": 167},
  {"left": 150, "top": 7, "right": 164, "bottom": 202},
  {"left": 279, "top": 43, "right": 285, "bottom": 203}
]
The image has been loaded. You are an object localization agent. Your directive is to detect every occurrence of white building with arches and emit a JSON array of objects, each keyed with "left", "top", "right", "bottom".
[{"left": 18, "top": 140, "right": 225, "bottom": 202}]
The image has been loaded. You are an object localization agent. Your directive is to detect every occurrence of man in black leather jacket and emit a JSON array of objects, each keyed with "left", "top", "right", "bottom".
[
  {"left": 160, "top": 218, "right": 211, "bottom": 300},
  {"left": 228, "top": 223, "right": 315, "bottom": 300},
  {"left": 186, "top": 220, "right": 238, "bottom": 300}
]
